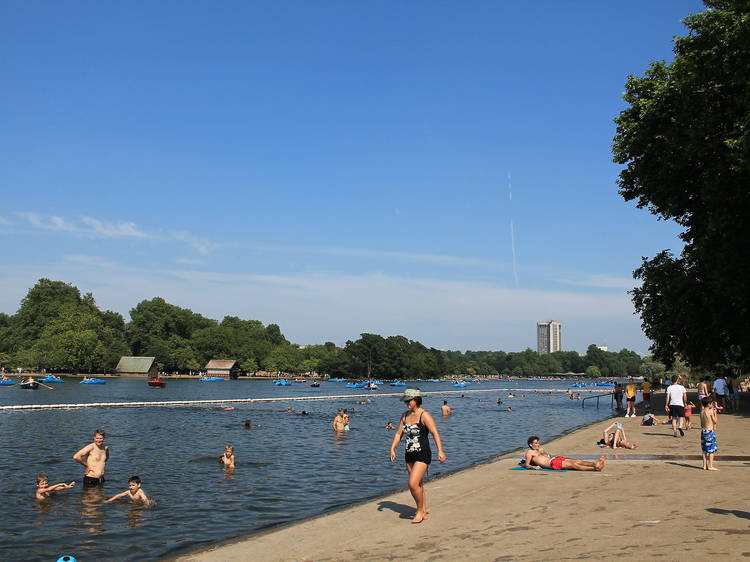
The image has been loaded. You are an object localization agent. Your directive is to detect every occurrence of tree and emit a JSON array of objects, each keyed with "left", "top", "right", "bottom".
[
  {"left": 585, "top": 365, "right": 601, "bottom": 378},
  {"left": 613, "top": 1, "right": 750, "bottom": 368}
]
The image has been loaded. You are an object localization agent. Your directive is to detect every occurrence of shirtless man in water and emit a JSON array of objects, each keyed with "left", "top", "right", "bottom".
[
  {"left": 524, "top": 436, "right": 605, "bottom": 471},
  {"left": 331, "top": 409, "right": 346, "bottom": 432},
  {"left": 73, "top": 429, "right": 110, "bottom": 486}
]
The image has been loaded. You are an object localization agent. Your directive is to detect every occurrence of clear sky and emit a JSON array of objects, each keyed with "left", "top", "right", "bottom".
[{"left": 0, "top": 1, "right": 705, "bottom": 354}]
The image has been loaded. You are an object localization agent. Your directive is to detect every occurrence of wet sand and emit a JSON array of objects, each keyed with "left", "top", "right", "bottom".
[{"left": 178, "top": 392, "right": 750, "bottom": 561}]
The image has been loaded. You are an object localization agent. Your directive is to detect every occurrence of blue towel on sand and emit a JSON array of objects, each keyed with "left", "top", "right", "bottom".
[{"left": 511, "top": 466, "right": 568, "bottom": 472}]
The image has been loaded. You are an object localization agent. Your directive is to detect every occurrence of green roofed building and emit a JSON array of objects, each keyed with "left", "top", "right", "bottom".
[{"left": 116, "top": 356, "right": 158, "bottom": 378}]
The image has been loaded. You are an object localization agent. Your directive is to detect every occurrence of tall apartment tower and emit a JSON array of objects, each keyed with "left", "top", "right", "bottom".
[{"left": 537, "top": 320, "right": 561, "bottom": 354}]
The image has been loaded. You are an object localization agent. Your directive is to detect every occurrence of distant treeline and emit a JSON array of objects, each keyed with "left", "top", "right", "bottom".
[{"left": 0, "top": 279, "right": 646, "bottom": 378}]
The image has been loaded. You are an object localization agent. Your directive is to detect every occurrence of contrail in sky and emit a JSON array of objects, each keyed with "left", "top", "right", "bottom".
[{"left": 508, "top": 172, "right": 519, "bottom": 288}]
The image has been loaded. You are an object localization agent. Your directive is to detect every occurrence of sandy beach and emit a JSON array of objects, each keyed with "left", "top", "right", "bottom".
[{"left": 178, "top": 391, "right": 750, "bottom": 561}]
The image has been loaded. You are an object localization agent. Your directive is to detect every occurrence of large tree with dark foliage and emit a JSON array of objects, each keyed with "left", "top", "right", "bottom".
[{"left": 612, "top": 0, "right": 750, "bottom": 368}]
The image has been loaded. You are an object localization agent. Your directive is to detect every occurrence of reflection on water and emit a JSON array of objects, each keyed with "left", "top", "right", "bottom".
[
  {"left": 126, "top": 505, "right": 145, "bottom": 529},
  {"left": 80, "top": 487, "right": 105, "bottom": 534},
  {"left": 0, "top": 379, "right": 614, "bottom": 560}
]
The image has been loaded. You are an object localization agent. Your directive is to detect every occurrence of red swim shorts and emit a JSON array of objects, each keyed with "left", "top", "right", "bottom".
[
  {"left": 643, "top": 392, "right": 651, "bottom": 400},
  {"left": 550, "top": 456, "right": 568, "bottom": 470}
]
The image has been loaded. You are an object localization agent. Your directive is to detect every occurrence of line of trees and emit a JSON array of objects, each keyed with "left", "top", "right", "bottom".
[{"left": 0, "top": 279, "right": 646, "bottom": 378}]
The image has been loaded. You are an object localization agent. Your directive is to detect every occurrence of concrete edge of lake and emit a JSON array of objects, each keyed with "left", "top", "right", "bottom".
[{"left": 176, "top": 391, "right": 750, "bottom": 561}]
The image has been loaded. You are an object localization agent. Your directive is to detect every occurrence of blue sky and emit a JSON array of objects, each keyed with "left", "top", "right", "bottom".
[{"left": 0, "top": 1, "right": 704, "bottom": 354}]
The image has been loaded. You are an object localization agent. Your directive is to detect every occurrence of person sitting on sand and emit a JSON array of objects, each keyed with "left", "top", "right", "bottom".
[
  {"left": 524, "top": 436, "right": 605, "bottom": 471},
  {"left": 598, "top": 422, "right": 639, "bottom": 449},
  {"left": 641, "top": 410, "right": 660, "bottom": 426}
]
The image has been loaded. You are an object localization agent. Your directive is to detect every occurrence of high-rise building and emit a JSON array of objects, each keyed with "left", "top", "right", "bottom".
[{"left": 537, "top": 320, "right": 561, "bottom": 354}]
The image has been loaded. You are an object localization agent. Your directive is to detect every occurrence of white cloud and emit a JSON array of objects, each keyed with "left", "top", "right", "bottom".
[
  {"left": 170, "top": 231, "right": 220, "bottom": 255},
  {"left": 65, "top": 255, "right": 119, "bottom": 269},
  {"left": 16, "top": 211, "right": 147, "bottom": 238},
  {"left": 559, "top": 274, "right": 636, "bottom": 290},
  {"left": 0, "top": 216, "right": 12, "bottom": 226},
  {"left": 0, "top": 263, "right": 649, "bottom": 354},
  {"left": 176, "top": 258, "right": 206, "bottom": 266},
  {"left": 80, "top": 216, "right": 148, "bottom": 238},
  {"left": 17, "top": 212, "right": 79, "bottom": 232}
]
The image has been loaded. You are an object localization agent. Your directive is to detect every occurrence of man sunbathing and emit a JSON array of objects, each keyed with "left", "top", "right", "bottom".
[{"left": 524, "top": 436, "right": 605, "bottom": 471}]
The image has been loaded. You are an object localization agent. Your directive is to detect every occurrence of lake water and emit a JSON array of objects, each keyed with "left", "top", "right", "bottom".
[{"left": 0, "top": 378, "right": 614, "bottom": 560}]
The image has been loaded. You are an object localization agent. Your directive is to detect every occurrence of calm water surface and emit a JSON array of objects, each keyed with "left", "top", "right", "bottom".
[{"left": 0, "top": 379, "right": 614, "bottom": 560}]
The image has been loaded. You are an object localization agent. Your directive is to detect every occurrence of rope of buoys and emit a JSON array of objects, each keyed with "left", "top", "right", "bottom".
[{"left": 0, "top": 387, "right": 603, "bottom": 411}]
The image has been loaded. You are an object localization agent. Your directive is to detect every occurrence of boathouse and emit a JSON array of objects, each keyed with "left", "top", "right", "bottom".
[
  {"left": 205, "top": 359, "right": 240, "bottom": 379},
  {"left": 116, "top": 356, "right": 158, "bottom": 378}
]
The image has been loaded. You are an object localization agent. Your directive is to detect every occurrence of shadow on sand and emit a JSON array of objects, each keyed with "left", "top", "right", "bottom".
[
  {"left": 707, "top": 508, "right": 750, "bottom": 520},
  {"left": 376, "top": 500, "right": 415, "bottom": 520}
]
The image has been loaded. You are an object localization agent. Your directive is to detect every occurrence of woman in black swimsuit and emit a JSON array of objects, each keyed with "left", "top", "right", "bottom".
[{"left": 389, "top": 387, "right": 446, "bottom": 523}]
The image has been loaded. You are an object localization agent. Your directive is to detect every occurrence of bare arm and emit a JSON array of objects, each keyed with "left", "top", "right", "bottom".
[
  {"left": 602, "top": 423, "right": 616, "bottom": 441},
  {"left": 389, "top": 417, "right": 405, "bottom": 461},
  {"left": 105, "top": 491, "right": 129, "bottom": 503},
  {"left": 73, "top": 443, "right": 93, "bottom": 467},
  {"left": 421, "top": 411, "right": 446, "bottom": 462}
]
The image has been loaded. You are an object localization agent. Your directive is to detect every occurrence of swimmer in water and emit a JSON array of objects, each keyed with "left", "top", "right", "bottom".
[
  {"left": 105, "top": 475, "right": 153, "bottom": 506},
  {"left": 35, "top": 474, "right": 75, "bottom": 500},
  {"left": 219, "top": 444, "right": 235, "bottom": 468}
]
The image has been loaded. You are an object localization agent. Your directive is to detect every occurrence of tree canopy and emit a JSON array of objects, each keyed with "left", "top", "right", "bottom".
[
  {"left": 612, "top": 0, "right": 750, "bottom": 368},
  {"left": 0, "top": 278, "right": 644, "bottom": 376}
]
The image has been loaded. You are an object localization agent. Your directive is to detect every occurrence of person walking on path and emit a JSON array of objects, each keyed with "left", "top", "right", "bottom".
[
  {"left": 700, "top": 397, "right": 719, "bottom": 470},
  {"left": 665, "top": 375, "right": 687, "bottom": 438},
  {"left": 625, "top": 378, "right": 637, "bottom": 417},
  {"left": 697, "top": 377, "right": 710, "bottom": 410},
  {"left": 389, "top": 387, "right": 446, "bottom": 524},
  {"left": 712, "top": 371, "right": 729, "bottom": 412},
  {"left": 727, "top": 371, "right": 740, "bottom": 412}
]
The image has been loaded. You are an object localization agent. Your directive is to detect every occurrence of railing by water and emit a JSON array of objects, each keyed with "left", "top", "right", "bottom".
[{"left": 581, "top": 392, "right": 614, "bottom": 409}]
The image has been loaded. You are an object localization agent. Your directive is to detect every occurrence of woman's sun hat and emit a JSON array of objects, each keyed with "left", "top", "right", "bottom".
[{"left": 401, "top": 387, "right": 422, "bottom": 402}]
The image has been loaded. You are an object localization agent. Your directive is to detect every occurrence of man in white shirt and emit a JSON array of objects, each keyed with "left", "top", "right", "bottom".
[
  {"left": 664, "top": 375, "right": 687, "bottom": 437},
  {"left": 712, "top": 372, "right": 728, "bottom": 411}
]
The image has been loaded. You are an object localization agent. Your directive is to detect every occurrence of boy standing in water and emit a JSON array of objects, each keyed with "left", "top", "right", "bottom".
[
  {"left": 105, "top": 475, "right": 152, "bottom": 506},
  {"left": 73, "top": 429, "right": 109, "bottom": 486},
  {"left": 35, "top": 474, "right": 75, "bottom": 500},
  {"left": 700, "top": 397, "right": 719, "bottom": 470}
]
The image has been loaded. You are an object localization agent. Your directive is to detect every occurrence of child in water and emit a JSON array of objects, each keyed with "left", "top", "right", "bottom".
[
  {"left": 105, "top": 475, "right": 152, "bottom": 506},
  {"left": 36, "top": 473, "right": 75, "bottom": 500},
  {"left": 219, "top": 444, "right": 235, "bottom": 468}
]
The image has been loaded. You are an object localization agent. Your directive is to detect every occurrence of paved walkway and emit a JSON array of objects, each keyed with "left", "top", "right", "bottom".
[{"left": 178, "top": 392, "right": 750, "bottom": 561}]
